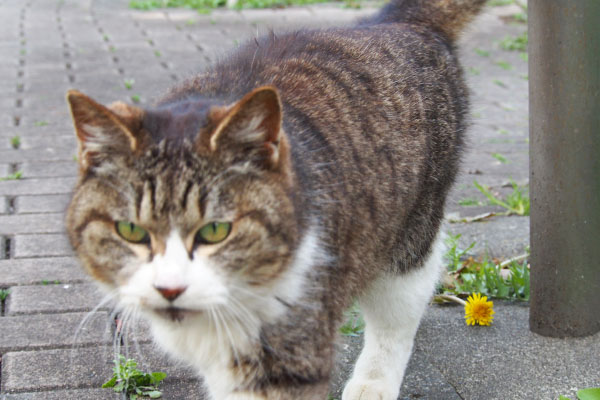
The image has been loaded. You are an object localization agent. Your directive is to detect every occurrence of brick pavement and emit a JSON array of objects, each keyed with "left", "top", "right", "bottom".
[{"left": 3, "top": 1, "right": 588, "bottom": 400}]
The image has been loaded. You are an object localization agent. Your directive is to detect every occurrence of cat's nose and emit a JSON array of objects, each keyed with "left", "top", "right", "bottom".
[{"left": 154, "top": 285, "right": 187, "bottom": 302}]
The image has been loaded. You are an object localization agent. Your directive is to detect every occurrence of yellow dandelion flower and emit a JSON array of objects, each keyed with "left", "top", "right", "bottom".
[{"left": 464, "top": 293, "right": 495, "bottom": 326}]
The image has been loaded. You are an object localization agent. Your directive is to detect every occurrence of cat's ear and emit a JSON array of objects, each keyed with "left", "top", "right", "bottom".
[
  {"left": 206, "top": 86, "right": 284, "bottom": 169},
  {"left": 66, "top": 90, "right": 144, "bottom": 173}
]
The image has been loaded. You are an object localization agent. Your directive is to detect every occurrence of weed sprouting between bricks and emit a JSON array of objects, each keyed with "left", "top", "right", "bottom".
[{"left": 103, "top": 355, "right": 167, "bottom": 399}]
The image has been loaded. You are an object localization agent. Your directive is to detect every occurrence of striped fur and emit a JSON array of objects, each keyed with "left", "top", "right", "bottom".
[{"left": 66, "top": 0, "right": 485, "bottom": 398}]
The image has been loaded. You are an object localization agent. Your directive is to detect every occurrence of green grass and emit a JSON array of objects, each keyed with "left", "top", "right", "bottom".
[
  {"left": 103, "top": 355, "right": 166, "bottom": 399},
  {"left": 0, "top": 289, "right": 10, "bottom": 302},
  {"left": 124, "top": 78, "right": 135, "bottom": 90},
  {"left": 474, "top": 180, "right": 530, "bottom": 216},
  {"left": 339, "top": 303, "right": 365, "bottom": 336},
  {"left": 41, "top": 280, "right": 61, "bottom": 285},
  {"left": 10, "top": 135, "right": 21, "bottom": 149},
  {"left": 512, "top": 12, "right": 527, "bottom": 23},
  {"left": 468, "top": 67, "right": 481, "bottom": 76},
  {"left": 487, "top": 0, "right": 513, "bottom": 6},
  {"left": 474, "top": 48, "right": 490, "bottom": 57},
  {"left": 493, "top": 79, "right": 508, "bottom": 88},
  {"left": 491, "top": 152, "right": 508, "bottom": 163},
  {"left": 495, "top": 60, "right": 512, "bottom": 70},
  {"left": 443, "top": 234, "right": 530, "bottom": 301},
  {"left": 560, "top": 388, "right": 600, "bottom": 400},
  {"left": 458, "top": 198, "right": 484, "bottom": 207},
  {"left": 34, "top": 121, "right": 48, "bottom": 127},
  {"left": 500, "top": 31, "right": 528, "bottom": 52},
  {"left": 131, "top": 94, "right": 141, "bottom": 103},
  {"left": 0, "top": 171, "right": 23, "bottom": 181}
]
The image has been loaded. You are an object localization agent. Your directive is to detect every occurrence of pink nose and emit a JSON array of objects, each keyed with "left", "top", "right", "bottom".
[{"left": 154, "top": 286, "right": 187, "bottom": 302}]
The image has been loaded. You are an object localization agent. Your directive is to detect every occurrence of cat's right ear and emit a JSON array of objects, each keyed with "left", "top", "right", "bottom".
[{"left": 66, "top": 90, "right": 144, "bottom": 173}]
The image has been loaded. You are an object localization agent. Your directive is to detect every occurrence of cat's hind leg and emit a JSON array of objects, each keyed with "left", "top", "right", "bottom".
[{"left": 342, "top": 233, "right": 444, "bottom": 400}]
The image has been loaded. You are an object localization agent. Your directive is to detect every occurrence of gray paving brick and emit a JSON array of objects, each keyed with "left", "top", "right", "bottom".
[
  {"left": 17, "top": 193, "right": 72, "bottom": 214},
  {"left": 0, "top": 177, "right": 76, "bottom": 196},
  {"left": 0, "top": 164, "right": 10, "bottom": 177},
  {"left": 1, "top": 347, "right": 112, "bottom": 393},
  {"left": 0, "top": 311, "right": 111, "bottom": 352},
  {"left": 14, "top": 233, "right": 73, "bottom": 258},
  {"left": 0, "top": 148, "right": 76, "bottom": 163},
  {"left": 10, "top": 134, "right": 77, "bottom": 154},
  {"left": 5, "top": 124, "right": 72, "bottom": 139},
  {"left": 446, "top": 216, "right": 530, "bottom": 258},
  {"left": 19, "top": 161, "right": 77, "bottom": 179},
  {"left": 0, "top": 256, "right": 87, "bottom": 286},
  {"left": 0, "top": 212, "right": 65, "bottom": 235},
  {"left": 0, "top": 196, "right": 7, "bottom": 214},
  {"left": 5, "top": 283, "right": 106, "bottom": 315},
  {"left": 1, "top": 344, "right": 198, "bottom": 393},
  {"left": 3, "top": 388, "right": 116, "bottom": 400}
]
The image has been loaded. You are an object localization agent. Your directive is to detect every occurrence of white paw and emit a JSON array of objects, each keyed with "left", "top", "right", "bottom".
[{"left": 342, "top": 379, "right": 399, "bottom": 400}]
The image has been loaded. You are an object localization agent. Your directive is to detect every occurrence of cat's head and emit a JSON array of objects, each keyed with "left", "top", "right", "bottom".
[{"left": 66, "top": 87, "right": 315, "bottom": 328}]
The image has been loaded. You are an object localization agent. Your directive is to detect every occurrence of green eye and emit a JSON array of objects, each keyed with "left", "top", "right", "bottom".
[
  {"left": 195, "top": 222, "right": 232, "bottom": 245},
  {"left": 115, "top": 221, "right": 150, "bottom": 244}
]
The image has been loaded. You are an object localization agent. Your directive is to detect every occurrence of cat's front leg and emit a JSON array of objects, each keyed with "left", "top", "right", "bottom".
[
  {"left": 343, "top": 234, "right": 444, "bottom": 400},
  {"left": 223, "top": 378, "right": 330, "bottom": 400}
]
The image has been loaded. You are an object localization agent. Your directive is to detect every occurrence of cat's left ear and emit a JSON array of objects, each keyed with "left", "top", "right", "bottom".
[{"left": 206, "top": 86, "right": 285, "bottom": 169}]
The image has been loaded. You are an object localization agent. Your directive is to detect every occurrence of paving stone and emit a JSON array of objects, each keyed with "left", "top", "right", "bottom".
[
  {"left": 0, "top": 196, "right": 7, "bottom": 214},
  {"left": 0, "top": 148, "right": 76, "bottom": 163},
  {"left": 0, "top": 164, "right": 10, "bottom": 177},
  {"left": 331, "top": 336, "right": 462, "bottom": 400},
  {"left": 1, "top": 346, "right": 113, "bottom": 393},
  {"left": 19, "top": 161, "right": 77, "bottom": 179},
  {"left": 17, "top": 193, "right": 72, "bottom": 214},
  {"left": 0, "top": 177, "right": 77, "bottom": 196},
  {"left": 0, "top": 212, "right": 66, "bottom": 235},
  {"left": 444, "top": 216, "right": 530, "bottom": 258},
  {"left": 5, "top": 283, "right": 106, "bottom": 315},
  {"left": 416, "top": 303, "right": 600, "bottom": 400},
  {"left": 10, "top": 135, "right": 76, "bottom": 153},
  {"left": 3, "top": 388, "right": 116, "bottom": 400},
  {"left": 1, "top": 344, "right": 198, "bottom": 393},
  {"left": 0, "top": 311, "right": 112, "bottom": 352},
  {"left": 0, "top": 256, "right": 87, "bottom": 286},
  {"left": 13, "top": 233, "right": 73, "bottom": 258}
]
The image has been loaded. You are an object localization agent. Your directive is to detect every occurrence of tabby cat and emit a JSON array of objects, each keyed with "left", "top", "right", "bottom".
[{"left": 66, "top": 0, "right": 485, "bottom": 398}]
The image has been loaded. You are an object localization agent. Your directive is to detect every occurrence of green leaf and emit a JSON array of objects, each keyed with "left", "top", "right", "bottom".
[
  {"left": 150, "top": 372, "right": 167, "bottom": 383},
  {"left": 0, "top": 171, "right": 23, "bottom": 181},
  {"left": 560, "top": 396, "right": 573, "bottom": 400},
  {"left": 577, "top": 388, "right": 600, "bottom": 400},
  {"left": 475, "top": 48, "right": 490, "bottom": 57},
  {"left": 102, "top": 376, "right": 117, "bottom": 388},
  {"left": 147, "top": 390, "right": 163, "bottom": 398}
]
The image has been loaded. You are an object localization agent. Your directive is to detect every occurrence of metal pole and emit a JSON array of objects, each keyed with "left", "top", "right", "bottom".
[{"left": 529, "top": 0, "right": 600, "bottom": 337}]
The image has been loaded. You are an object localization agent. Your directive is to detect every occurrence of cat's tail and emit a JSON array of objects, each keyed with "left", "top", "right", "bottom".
[{"left": 367, "top": 0, "right": 487, "bottom": 42}]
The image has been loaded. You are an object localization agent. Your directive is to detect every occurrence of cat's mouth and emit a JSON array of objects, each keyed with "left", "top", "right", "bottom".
[{"left": 154, "top": 306, "right": 199, "bottom": 322}]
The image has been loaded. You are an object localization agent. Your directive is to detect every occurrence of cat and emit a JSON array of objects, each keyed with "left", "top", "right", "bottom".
[{"left": 66, "top": 0, "right": 485, "bottom": 398}]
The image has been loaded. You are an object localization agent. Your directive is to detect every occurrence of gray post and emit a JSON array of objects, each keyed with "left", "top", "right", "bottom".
[{"left": 529, "top": 1, "right": 600, "bottom": 337}]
